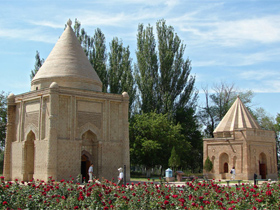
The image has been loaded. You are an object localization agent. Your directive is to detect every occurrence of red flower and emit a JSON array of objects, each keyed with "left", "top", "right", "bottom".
[
  {"left": 164, "top": 200, "right": 169, "bottom": 205},
  {"left": 74, "top": 206, "right": 79, "bottom": 209},
  {"left": 3, "top": 201, "right": 8, "bottom": 205},
  {"left": 165, "top": 195, "right": 169, "bottom": 200},
  {"left": 266, "top": 190, "right": 272, "bottom": 196}
]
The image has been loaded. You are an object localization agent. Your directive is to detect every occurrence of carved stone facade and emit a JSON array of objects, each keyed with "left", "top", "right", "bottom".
[
  {"left": 203, "top": 97, "right": 278, "bottom": 180},
  {"left": 3, "top": 20, "right": 130, "bottom": 182}
]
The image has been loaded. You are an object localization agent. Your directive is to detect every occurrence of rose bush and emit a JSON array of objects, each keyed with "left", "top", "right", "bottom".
[{"left": 0, "top": 176, "right": 279, "bottom": 209}]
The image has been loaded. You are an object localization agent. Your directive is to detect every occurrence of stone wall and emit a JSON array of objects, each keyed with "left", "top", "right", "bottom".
[
  {"left": 34, "top": 140, "right": 48, "bottom": 180},
  {"left": 11, "top": 142, "right": 23, "bottom": 180},
  {"left": 56, "top": 140, "right": 81, "bottom": 181}
]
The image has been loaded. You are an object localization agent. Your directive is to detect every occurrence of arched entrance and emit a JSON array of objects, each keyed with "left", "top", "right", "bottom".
[
  {"left": 219, "top": 153, "right": 229, "bottom": 179},
  {"left": 81, "top": 154, "right": 91, "bottom": 182},
  {"left": 259, "top": 153, "right": 267, "bottom": 179},
  {"left": 23, "top": 131, "right": 35, "bottom": 181},
  {"left": 224, "top": 162, "right": 228, "bottom": 173},
  {"left": 81, "top": 130, "right": 98, "bottom": 180}
]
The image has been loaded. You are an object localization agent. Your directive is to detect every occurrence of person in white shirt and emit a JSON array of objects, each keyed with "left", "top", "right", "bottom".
[
  {"left": 230, "top": 166, "right": 236, "bottom": 180},
  {"left": 88, "top": 163, "right": 94, "bottom": 182},
  {"left": 117, "top": 167, "right": 124, "bottom": 185}
]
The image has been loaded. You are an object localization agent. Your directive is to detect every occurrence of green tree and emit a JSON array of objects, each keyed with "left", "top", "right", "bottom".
[
  {"left": 174, "top": 107, "right": 203, "bottom": 172},
  {"left": 135, "top": 23, "right": 160, "bottom": 113},
  {"left": 156, "top": 19, "right": 196, "bottom": 115},
  {"left": 135, "top": 20, "right": 197, "bottom": 116},
  {"left": 0, "top": 91, "right": 7, "bottom": 148},
  {"left": 108, "top": 37, "right": 136, "bottom": 114},
  {"left": 30, "top": 51, "right": 44, "bottom": 80},
  {"left": 134, "top": 20, "right": 200, "bottom": 172},
  {"left": 254, "top": 107, "right": 275, "bottom": 130},
  {"left": 168, "top": 147, "right": 181, "bottom": 171},
  {"left": 130, "top": 112, "right": 187, "bottom": 176},
  {"left": 204, "top": 156, "right": 213, "bottom": 177},
  {"left": 91, "top": 28, "right": 108, "bottom": 92}
]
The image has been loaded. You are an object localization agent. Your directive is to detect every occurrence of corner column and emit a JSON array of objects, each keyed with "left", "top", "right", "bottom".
[
  {"left": 3, "top": 94, "right": 16, "bottom": 181},
  {"left": 122, "top": 92, "right": 130, "bottom": 181},
  {"left": 47, "top": 83, "right": 59, "bottom": 180}
]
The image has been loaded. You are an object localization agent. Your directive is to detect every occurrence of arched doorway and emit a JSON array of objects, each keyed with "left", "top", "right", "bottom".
[
  {"left": 81, "top": 154, "right": 91, "bottom": 182},
  {"left": 81, "top": 130, "right": 98, "bottom": 179},
  {"left": 23, "top": 131, "right": 35, "bottom": 181},
  {"left": 224, "top": 162, "right": 228, "bottom": 173},
  {"left": 219, "top": 153, "right": 229, "bottom": 179},
  {"left": 259, "top": 153, "right": 267, "bottom": 179}
]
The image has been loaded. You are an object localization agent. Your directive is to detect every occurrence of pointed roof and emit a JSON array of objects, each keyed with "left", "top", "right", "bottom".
[
  {"left": 31, "top": 19, "right": 102, "bottom": 91},
  {"left": 214, "top": 96, "right": 261, "bottom": 133}
]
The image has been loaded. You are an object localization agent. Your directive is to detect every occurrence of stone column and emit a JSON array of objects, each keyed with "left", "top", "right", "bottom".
[
  {"left": 122, "top": 92, "right": 130, "bottom": 180},
  {"left": 22, "top": 141, "right": 28, "bottom": 181},
  {"left": 3, "top": 93, "right": 16, "bottom": 181},
  {"left": 243, "top": 138, "right": 250, "bottom": 180},
  {"left": 46, "top": 83, "right": 59, "bottom": 180}
]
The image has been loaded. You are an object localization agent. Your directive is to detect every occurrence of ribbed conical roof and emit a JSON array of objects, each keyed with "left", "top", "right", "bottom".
[
  {"left": 31, "top": 19, "right": 102, "bottom": 91},
  {"left": 214, "top": 96, "right": 261, "bottom": 133}
]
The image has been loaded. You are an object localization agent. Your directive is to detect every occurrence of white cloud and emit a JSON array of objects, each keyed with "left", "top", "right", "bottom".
[
  {"left": 177, "top": 15, "right": 280, "bottom": 46},
  {"left": 239, "top": 70, "right": 279, "bottom": 81},
  {"left": 28, "top": 20, "right": 62, "bottom": 29},
  {"left": 0, "top": 28, "right": 57, "bottom": 43}
]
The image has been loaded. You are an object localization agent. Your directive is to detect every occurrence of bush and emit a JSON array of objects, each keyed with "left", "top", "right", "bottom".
[{"left": 0, "top": 176, "right": 280, "bottom": 209}]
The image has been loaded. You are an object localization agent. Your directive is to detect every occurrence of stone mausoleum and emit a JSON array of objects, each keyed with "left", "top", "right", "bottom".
[
  {"left": 3, "top": 20, "right": 130, "bottom": 182},
  {"left": 203, "top": 97, "right": 278, "bottom": 180}
]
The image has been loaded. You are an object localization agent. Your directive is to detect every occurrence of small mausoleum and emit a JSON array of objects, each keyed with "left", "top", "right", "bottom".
[
  {"left": 203, "top": 96, "right": 278, "bottom": 180},
  {"left": 3, "top": 19, "right": 130, "bottom": 182}
]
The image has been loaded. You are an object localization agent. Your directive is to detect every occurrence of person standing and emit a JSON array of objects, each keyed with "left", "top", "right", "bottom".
[
  {"left": 230, "top": 166, "right": 236, "bottom": 180},
  {"left": 117, "top": 167, "right": 124, "bottom": 186},
  {"left": 88, "top": 163, "right": 94, "bottom": 182}
]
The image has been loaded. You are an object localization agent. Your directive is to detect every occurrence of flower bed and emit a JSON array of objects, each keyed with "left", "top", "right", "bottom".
[{"left": 0, "top": 176, "right": 279, "bottom": 209}]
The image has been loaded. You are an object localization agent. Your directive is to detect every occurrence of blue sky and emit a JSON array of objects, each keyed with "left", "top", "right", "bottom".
[{"left": 0, "top": 0, "right": 279, "bottom": 117}]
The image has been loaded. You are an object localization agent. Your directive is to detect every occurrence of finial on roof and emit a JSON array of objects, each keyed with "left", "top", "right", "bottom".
[
  {"left": 67, "top": 19, "right": 72, "bottom": 27},
  {"left": 237, "top": 94, "right": 240, "bottom": 98}
]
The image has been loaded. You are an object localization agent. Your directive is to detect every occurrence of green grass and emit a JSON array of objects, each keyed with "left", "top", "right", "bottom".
[{"left": 130, "top": 177, "right": 163, "bottom": 182}]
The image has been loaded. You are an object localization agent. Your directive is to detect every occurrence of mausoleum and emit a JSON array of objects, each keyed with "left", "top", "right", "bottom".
[
  {"left": 3, "top": 20, "right": 130, "bottom": 182},
  {"left": 203, "top": 97, "right": 278, "bottom": 180}
]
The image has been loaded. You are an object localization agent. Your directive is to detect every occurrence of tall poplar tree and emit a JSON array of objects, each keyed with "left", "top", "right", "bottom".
[
  {"left": 157, "top": 19, "right": 196, "bottom": 115},
  {"left": 135, "top": 24, "right": 160, "bottom": 113},
  {"left": 30, "top": 51, "right": 44, "bottom": 80},
  {"left": 91, "top": 28, "right": 108, "bottom": 92},
  {"left": 135, "top": 20, "right": 197, "bottom": 116},
  {"left": 108, "top": 37, "right": 136, "bottom": 113}
]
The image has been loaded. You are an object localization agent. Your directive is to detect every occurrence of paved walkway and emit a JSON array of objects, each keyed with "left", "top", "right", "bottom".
[{"left": 128, "top": 179, "right": 273, "bottom": 187}]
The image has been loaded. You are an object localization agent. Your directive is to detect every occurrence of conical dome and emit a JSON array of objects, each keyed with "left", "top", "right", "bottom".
[
  {"left": 31, "top": 19, "right": 102, "bottom": 91},
  {"left": 214, "top": 96, "right": 261, "bottom": 133}
]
